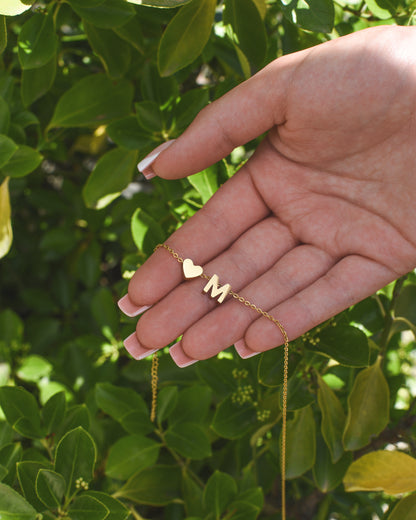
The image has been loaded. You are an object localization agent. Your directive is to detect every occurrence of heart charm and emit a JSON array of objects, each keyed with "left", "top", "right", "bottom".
[{"left": 183, "top": 258, "right": 203, "bottom": 279}]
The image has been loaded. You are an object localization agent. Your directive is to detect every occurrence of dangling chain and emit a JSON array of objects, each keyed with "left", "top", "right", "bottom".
[
  {"left": 150, "top": 352, "right": 159, "bottom": 423},
  {"left": 151, "top": 243, "right": 289, "bottom": 520}
]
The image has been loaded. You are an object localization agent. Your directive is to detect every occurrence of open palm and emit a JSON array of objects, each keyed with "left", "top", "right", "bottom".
[{"left": 121, "top": 25, "right": 416, "bottom": 364}]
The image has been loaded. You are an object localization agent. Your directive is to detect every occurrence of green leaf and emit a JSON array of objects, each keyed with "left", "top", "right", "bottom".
[
  {"left": 223, "top": 0, "right": 267, "bottom": 68},
  {"left": 388, "top": 493, "right": 416, "bottom": 520},
  {"left": 197, "top": 358, "right": 236, "bottom": 397},
  {"left": 17, "top": 461, "right": 52, "bottom": 512},
  {"left": 0, "top": 17, "right": 7, "bottom": 53},
  {"left": 395, "top": 284, "right": 416, "bottom": 326},
  {"left": 1, "top": 146, "right": 42, "bottom": 178},
  {"left": 235, "top": 487, "right": 264, "bottom": 510},
  {"left": 281, "top": 0, "right": 335, "bottom": 33},
  {"left": 70, "top": 0, "right": 105, "bottom": 6},
  {"left": 83, "top": 148, "right": 138, "bottom": 209},
  {"left": 343, "top": 357, "right": 389, "bottom": 451},
  {"left": 54, "top": 426, "right": 96, "bottom": 497},
  {"left": 21, "top": 55, "right": 56, "bottom": 107},
  {"left": 57, "top": 404, "right": 90, "bottom": 439},
  {"left": 211, "top": 396, "right": 257, "bottom": 439},
  {"left": 0, "top": 422, "right": 13, "bottom": 449},
  {"left": 252, "top": 0, "right": 267, "bottom": 17},
  {"left": 95, "top": 383, "right": 153, "bottom": 434},
  {"left": 0, "top": 177, "right": 12, "bottom": 259},
  {"left": 188, "top": 166, "right": 218, "bottom": 204},
  {"left": 0, "top": 310, "right": 23, "bottom": 344},
  {"left": 49, "top": 74, "right": 133, "bottom": 128},
  {"left": 313, "top": 436, "right": 352, "bottom": 492},
  {"left": 127, "top": 0, "right": 193, "bottom": 6},
  {"left": 0, "top": 443, "right": 22, "bottom": 486},
  {"left": 203, "top": 470, "right": 238, "bottom": 518},
  {"left": 230, "top": 38, "right": 251, "bottom": 80},
  {"left": 42, "top": 391, "right": 66, "bottom": 436},
  {"left": 39, "top": 228, "right": 78, "bottom": 258},
  {"left": 285, "top": 405, "right": 316, "bottom": 479},
  {"left": 286, "top": 373, "right": 315, "bottom": 410},
  {"left": 91, "top": 287, "right": 119, "bottom": 334},
  {"left": 366, "top": 0, "right": 397, "bottom": 19},
  {"left": 69, "top": 0, "right": 135, "bottom": 28},
  {"left": 17, "top": 355, "right": 52, "bottom": 383},
  {"left": 224, "top": 501, "right": 260, "bottom": 520},
  {"left": 18, "top": 11, "right": 57, "bottom": 70},
  {"left": 317, "top": 372, "right": 346, "bottom": 462},
  {"left": 69, "top": 494, "right": 110, "bottom": 520},
  {"left": 114, "top": 14, "right": 145, "bottom": 53},
  {"left": 84, "top": 491, "right": 130, "bottom": 520},
  {"left": 343, "top": 450, "right": 416, "bottom": 495},
  {"left": 0, "top": 386, "right": 43, "bottom": 439},
  {"left": 75, "top": 239, "right": 102, "bottom": 288},
  {"left": 84, "top": 22, "right": 131, "bottom": 79},
  {"left": 115, "top": 465, "right": 181, "bottom": 506},
  {"left": 157, "top": 386, "right": 178, "bottom": 424},
  {"left": 106, "top": 435, "right": 160, "bottom": 480},
  {"left": 13, "top": 110, "right": 39, "bottom": 129},
  {"left": 258, "top": 348, "right": 301, "bottom": 388},
  {"left": 39, "top": 381, "right": 69, "bottom": 409},
  {"left": 0, "top": 464, "right": 7, "bottom": 481},
  {"left": 106, "top": 117, "right": 153, "bottom": 150},
  {"left": 0, "top": 482, "right": 38, "bottom": 520},
  {"left": 165, "top": 422, "right": 211, "bottom": 460},
  {"left": 36, "top": 469, "right": 66, "bottom": 508},
  {"left": 135, "top": 101, "right": 164, "bottom": 133},
  {"left": 308, "top": 324, "right": 370, "bottom": 367},
  {"left": 170, "top": 386, "right": 212, "bottom": 426},
  {"left": 0, "top": 96, "right": 10, "bottom": 133},
  {"left": 131, "top": 207, "right": 165, "bottom": 254},
  {"left": 140, "top": 63, "right": 178, "bottom": 106},
  {"left": 158, "top": 0, "right": 216, "bottom": 77},
  {"left": 182, "top": 471, "right": 204, "bottom": 517},
  {"left": 0, "top": 1, "right": 32, "bottom": 16},
  {"left": 173, "top": 88, "right": 209, "bottom": 132}
]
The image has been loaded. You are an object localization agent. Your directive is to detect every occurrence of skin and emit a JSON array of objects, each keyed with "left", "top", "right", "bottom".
[{"left": 125, "top": 25, "right": 416, "bottom": 361}]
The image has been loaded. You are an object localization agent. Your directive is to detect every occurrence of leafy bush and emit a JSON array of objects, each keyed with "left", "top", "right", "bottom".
[{"left": 1, "top": 0, "right": 416, "bottom": 519}]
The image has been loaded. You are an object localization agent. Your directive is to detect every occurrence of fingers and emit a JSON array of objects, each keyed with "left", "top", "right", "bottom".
[
  {"left": 243, "top": 255, "right": 397, "bottom": 352},
  {"left": 135, "top": 217, "right": 297, "bottom": 351},
  {"left": 126, "top": 164, "right": 269, "bottom": 308},
  {"left": 142, "top": 53, "right": 304, "bottom": 179},
  {"left": 177, "top": 244, "right": 334, "bottom": 361}
]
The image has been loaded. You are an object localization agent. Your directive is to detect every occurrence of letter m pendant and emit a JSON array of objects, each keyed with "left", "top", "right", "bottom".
[{"left": 203, "top": 274, "right": 231, "bottom": 304}]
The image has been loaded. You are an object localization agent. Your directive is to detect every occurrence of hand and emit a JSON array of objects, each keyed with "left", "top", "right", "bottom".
[{"left": 119, "top": 25, "right": 416, "bottom": 366}]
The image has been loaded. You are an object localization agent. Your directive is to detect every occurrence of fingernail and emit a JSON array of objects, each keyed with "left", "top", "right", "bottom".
[
  {"left": 234, "top": 338, "right": 260, "bottom": 359},
  {"left": 169, "top": 341, "right": 198, "bottom": 368},
  {"left": 118, "top": 294, "right": 151, "bottom": 318},
  {"left": 138, "top": 140, "right": 176, "bottom": 180},
  {"left": 123, "top": 332, "right": 159, "bottom": 360}
]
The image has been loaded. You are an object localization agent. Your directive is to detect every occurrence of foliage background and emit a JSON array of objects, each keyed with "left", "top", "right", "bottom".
[{"left": 1, "top": 0, "right": 416, "bottom": 519}]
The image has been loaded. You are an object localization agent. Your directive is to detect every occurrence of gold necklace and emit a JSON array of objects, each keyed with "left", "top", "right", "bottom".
[{"left": 151, "top": 243, "right": 289, "bottom": 520}]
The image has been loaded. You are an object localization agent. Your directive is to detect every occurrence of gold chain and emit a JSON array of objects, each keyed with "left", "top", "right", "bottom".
[
  {"left": 153, "top": 243, "right": 289, "bottom": 520},
  {"left": 150, "top": 352, "right": 159, "bottom": 423}
]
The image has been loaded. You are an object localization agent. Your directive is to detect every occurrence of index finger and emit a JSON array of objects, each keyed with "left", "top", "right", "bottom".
[{"left": 147, "top": 51, "right": 304, "bottom": 179}]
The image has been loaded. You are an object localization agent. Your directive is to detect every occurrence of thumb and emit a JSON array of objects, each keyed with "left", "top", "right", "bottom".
[{"left": 141, "top": 53, "right": 300, "bottom": 180}]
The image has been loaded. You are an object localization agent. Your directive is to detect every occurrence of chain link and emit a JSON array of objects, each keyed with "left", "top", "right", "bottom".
[
  {"left": 154, "top": 243, "right": 289, "bottom": 520},
  {"left": 150, "top": 352, "right": 159, "bottom": 423}
]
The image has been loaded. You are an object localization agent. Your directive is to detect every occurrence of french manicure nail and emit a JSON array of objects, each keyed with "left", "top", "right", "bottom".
[
  {"left": 118, "top": 294, "right": 151, "bottom": 318},
  {"left": 123, "top": 332, "right": 159, "bottom": 360},
  {"left": 169, "top": 341, "right": 198, "bottom": 368},
  {"left": 234, "top": 338, "right": 260, "bottom": 359},
  {"left": 138, "top": 140, "right": 176, "bottom": 180}
]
